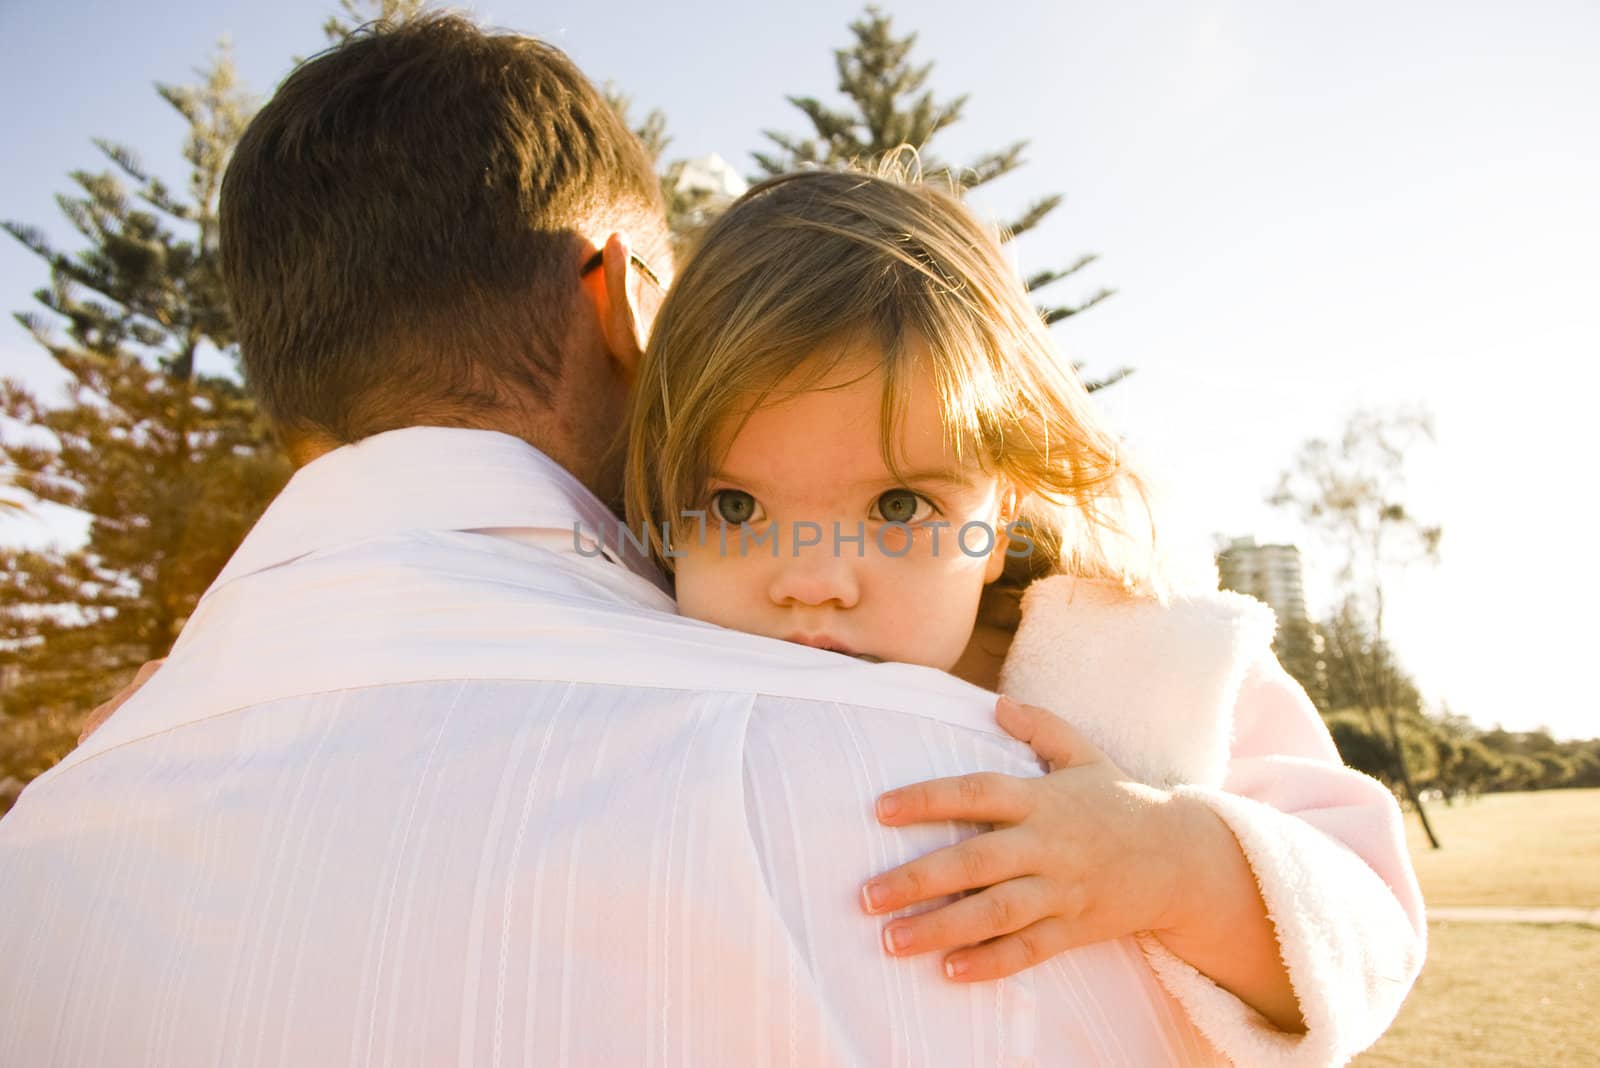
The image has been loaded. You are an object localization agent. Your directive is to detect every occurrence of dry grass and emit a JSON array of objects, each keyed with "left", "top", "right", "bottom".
[
  {"left": 1354, "top": 922, "right": 1597, "bottom": 1067},
  {"left": 1403, "top": 787, "right": 1600, "bottom": 907},
  {"left": 1352, "top": 788, "right": 1598, "bottom": 1065}
]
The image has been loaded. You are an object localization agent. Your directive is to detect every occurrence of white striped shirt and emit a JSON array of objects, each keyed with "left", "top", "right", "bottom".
[{"left": 0, "top": 427, "right": 1232, "bottom": 1066}]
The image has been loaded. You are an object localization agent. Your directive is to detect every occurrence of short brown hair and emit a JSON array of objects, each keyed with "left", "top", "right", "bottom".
[{"left": 221, "top": 14, "right": 664, "bottom": 442}]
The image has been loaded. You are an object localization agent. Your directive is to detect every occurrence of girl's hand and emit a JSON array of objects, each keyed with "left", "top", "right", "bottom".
[{"left": 859, "top": 696, "right": 1199, "bottom": 982}]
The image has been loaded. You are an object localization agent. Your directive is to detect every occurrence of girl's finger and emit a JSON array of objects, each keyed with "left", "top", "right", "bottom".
[
  {"left": 940, "top": 915, "right": 1077, "bottom": 983},
  {"left": 877, "top": 875, "right": 1052, "bottom": 959},
  {"left": 861, "top": 825, "right": 1036, "bottom": 914},
  {"left": 875, "top": 770, "right": 1032, "bottom": 826},
  {"left": 995, "top": 696, "right": 1102, "bottom": 772}
]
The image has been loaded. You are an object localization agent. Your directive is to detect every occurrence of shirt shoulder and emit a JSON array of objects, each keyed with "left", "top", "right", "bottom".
[{"left": 49, "top": 528, "right": 1012, "bottom": 783}]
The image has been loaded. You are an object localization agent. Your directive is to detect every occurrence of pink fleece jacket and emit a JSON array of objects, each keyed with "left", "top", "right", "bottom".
[{"left": 999, "top": 576, "right": 1427, "bottom": 1068}]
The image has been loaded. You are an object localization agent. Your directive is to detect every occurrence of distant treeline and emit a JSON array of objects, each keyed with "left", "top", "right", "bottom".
[
  {"left": 1323, "top": 708, "right": 1600, "bottom": 803},
  {"left": 1260, "top": 601, "right": 1597, "bottom": 802}
]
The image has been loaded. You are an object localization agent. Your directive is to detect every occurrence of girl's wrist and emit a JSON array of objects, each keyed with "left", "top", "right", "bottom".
[
  {"left": 1146, "top": 790, "right": 1221, "bottom": 940},
  {"left": 1142, "top": 789, "right": 1307, "bottom": 1034}
]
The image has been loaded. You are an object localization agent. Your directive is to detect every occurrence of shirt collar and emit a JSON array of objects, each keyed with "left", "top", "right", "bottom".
[{"left": 205, "top": 426, "right": 669, "bottom": 600}]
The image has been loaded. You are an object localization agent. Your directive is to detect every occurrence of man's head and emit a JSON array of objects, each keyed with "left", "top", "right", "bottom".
[{"left": 221, "top": 14, "right": 669, "bottom": 495}]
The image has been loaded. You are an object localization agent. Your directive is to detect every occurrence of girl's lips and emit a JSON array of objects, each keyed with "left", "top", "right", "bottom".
[{"left": 785, "top": 634, "right": 882, "bottom": 662}]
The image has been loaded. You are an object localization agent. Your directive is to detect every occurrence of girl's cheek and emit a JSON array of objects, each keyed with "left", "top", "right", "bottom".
[
  {"left": 673, "top": 543, "right": 742, "bottom": 623},
  {"left": 874, "top": 522, "right": 960, "bottom": 560},
  {"left": 866, "top": 566, "right": 985, "bottom": 671},
  {"left": 875, "top": 523, "right": 913, "bottom": 558}
]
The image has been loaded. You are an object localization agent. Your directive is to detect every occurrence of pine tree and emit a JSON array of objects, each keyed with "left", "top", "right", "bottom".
[
  {"left": 0, "top": 2, "right": 444, "bottom": 806},
  {"left": 0, "top": 472, "right": 26, "bottom": 514},
  {"left": 756, "top": 6, "right": 1124, "bottom": 388},
  {"left": 0, "top": 45, "right": 291, "bottom": 778}
]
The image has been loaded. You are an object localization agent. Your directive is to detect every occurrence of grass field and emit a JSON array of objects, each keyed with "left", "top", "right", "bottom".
[
  {"left": 1401, "top": 787, "right": 1600, "bottom": 907},
  {"left": 1354, "top": 922, "right": 1597, "bottom": 1066},
  {"left": 1352, "top": 788, "right": 1599, "bottom": 1066}
]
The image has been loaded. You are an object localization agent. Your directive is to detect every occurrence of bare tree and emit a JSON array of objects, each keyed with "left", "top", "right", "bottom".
[{"left": 1270, "top": 407, "right": 1444, "bottom": 848}]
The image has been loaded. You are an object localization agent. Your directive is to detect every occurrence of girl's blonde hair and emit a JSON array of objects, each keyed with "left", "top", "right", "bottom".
[{"left": 625, "top": 163, "right": 1178, "bottom": 610}]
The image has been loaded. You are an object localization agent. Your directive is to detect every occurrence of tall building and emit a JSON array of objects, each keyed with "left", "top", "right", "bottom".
[{"left": 1216, "top": 536, "right": 1309, "bottom": 636}]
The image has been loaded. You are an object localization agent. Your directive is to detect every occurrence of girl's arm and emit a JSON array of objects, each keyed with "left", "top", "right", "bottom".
[
  {"left": 864, "top": 658, "right": 1425, "bottom": 1066},
  {"left": 1147, "top": 789, "right": 1306, "bottom": 1032},
  {"left": 1134, "top": 652, "right": 1427, "bottom": 1066}
]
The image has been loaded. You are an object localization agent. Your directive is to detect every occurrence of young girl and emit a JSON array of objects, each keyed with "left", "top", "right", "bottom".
[
  {"left": 624, "top": 165, "right": 1426, "bottom": 1065},
  {"left": 627, "top": 163, "right": 1264, "bottom": 791}
]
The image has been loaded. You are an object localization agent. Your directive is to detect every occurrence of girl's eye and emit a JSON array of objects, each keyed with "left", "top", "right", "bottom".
[
  {"left": 873, "top": 489, "right": 933, "bottom": 524},
  {"left": 710, "top": 489, "right": 760, "bottom": 525}
]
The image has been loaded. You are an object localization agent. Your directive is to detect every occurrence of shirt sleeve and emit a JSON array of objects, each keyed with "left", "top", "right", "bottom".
[{"left": 1133, "top": 653, "right": 1428, "bottom": 1067}]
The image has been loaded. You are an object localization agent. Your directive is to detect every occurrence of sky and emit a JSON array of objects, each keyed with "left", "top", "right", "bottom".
[{"left": 1, "top": 0, "right": 1596, "bottom": 739}]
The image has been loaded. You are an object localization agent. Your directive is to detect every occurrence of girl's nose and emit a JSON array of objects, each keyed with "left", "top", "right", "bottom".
[{"left": 767, "top": 544, "right": 861, "bottom": 609}]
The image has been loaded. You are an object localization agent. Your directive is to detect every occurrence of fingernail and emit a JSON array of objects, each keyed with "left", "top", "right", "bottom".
[
  {"left": 862, "top": 881, "right": 889, "bottom": 912},
  {"left": 875, "top": 795, "right": 900, "bottom": 820},
  {"left": 996, "top": 695, "right": 1019, "bottom": 715},
  {"left": 884, "top": 925, "right": 912, "bottom": 953},
  {"left": 945, "top": 957, "right": 969, "bottom": 979}
]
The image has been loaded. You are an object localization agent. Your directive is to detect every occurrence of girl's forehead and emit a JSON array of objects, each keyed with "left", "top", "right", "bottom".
[{"left": 710, "top": 343, "right": 978, "bottom": 492}]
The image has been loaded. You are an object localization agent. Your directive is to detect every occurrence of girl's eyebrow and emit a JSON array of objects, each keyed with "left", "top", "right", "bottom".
[
  {"left": 709, "top": 466, "right": 975, "bottom": 490},
  {"left": 889, "top": 467, "right": 975, "bottom": 488},
  {"left": 707, "top": 469, "right": 766, "bottom": 490}
]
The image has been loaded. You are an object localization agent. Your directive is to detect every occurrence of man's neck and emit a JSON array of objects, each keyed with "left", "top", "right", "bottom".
[
  {"left": 285, "top": 428, "right": 341, "bottom": 468},
  {"left": 282, "top": 419, "right": 621, "bottom": 512},
  {"left": 284, "top": 418, "right": 556, "bottom": 473}
]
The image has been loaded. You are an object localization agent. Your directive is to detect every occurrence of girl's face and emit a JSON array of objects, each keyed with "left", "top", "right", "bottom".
[{"left": 672, "top": 335, "right": 1012, "bottom": 672}]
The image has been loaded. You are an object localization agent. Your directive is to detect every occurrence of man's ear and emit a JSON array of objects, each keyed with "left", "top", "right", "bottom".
[{"left": 580, "top": 231, "right": 646, "bottom": 384}]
